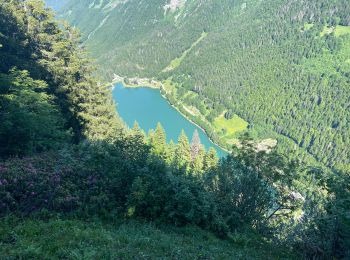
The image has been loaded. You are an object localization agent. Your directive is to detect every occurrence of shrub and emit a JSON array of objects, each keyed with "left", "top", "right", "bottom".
[
  {"left": 0, "top": 136, "right": 150, "bottom": 218},
  {"left": 205, "top": 157, "right": 273, "bottom": 231},
  {"left": 127, "top": 163, "right": 219, "bottom": 230}
]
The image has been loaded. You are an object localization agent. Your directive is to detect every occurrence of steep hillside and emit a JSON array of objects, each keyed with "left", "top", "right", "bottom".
[
  {"left": 2, "top": 2, "right": 350, "bottom": 258},
  {"left": 0, "top": 218, "right": 297, "bottom": 259},
  {"left": 59, "top": 0, "right": 350, "bottom": 169}
]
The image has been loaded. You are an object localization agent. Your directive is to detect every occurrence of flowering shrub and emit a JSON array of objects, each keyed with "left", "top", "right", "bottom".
[
  {"left": 0, "top": 153, "right": 78, "bottom": 215},
  {"left": 0, "top": 154, "right": 105, "bottom": 216},
  {"left": 0, "top": 138, "right": 150, "bottom": 217}
]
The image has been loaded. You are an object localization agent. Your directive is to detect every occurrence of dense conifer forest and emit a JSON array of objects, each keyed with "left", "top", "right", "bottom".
[
  {"left": 0, "top": 0, "right": 349, "bottom": 258},
  {"left": 60, "top": 0, "right": 350, "bottom": 171}
]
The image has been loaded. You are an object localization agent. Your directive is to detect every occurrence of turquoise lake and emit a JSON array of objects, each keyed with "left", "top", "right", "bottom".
[{"left": 112, "top": 83, "right": 227, "bottom": 157}]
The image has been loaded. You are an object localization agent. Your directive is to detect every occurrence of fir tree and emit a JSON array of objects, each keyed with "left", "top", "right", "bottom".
[
  {"left": 174, "top": 130, "right": 191, "bottom": 172},
  {"left": 191, "top": 146, "right": 206, "bottom": 175},
  {"left": 149, "top": 122, "right": 167, "bottom": 158},
  {"left": 166, "top": 139, "right": 176, "bottom": 165},
  {"left": 131, "top": 121, "right": 146, "bottom": 142},
  {"left": 0, "top": 69, "right": 68, "bottom": 157},
  {"left": 0, "top": 0, "right": 123, "bottom": 144},
  {"left": 204, "top": 147, "right": 219, "bottom": 171}
]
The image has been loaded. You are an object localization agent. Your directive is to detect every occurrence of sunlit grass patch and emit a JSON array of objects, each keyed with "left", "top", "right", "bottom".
[
  {"left": 302, "top": 23, "right": 314, "bottom": 31},
  {"left": 320, "top": 25, "right": 350, "bottom": 37},
  {"left": 214, "top": 114, "right": 248, "bottom": 141},
  {"left": 320, "top": 25, "right": 334, "bottom": 37},
  {"left": 335, "top": 25, "right": 350, "bottom": 37},
  {"left": 162, "top": 32, "right": 207, "bottom": 72}
]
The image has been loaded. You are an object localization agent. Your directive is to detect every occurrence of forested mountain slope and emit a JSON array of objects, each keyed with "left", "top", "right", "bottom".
[
  {"left": 1, "top": 1, "right": 349, "bottom": 258},
  {"left": 59, "top": 0, "right": 350, "bottom": 169},
  {"left": 0, "top": 0, "right": 122, "bottom": 155}
]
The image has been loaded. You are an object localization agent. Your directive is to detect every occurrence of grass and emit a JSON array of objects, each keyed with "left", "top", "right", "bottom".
[
  {"left": 0, "top": 217, "right": 297, "bottom": 259},
  {"left": 320, "top": 25, "right": 334, "bottom": 37},
  {"left": 214, "top": 114, "right": 248, "bottom": 143},
  {"left": 162, "top": 79, "right": 178, "bottom": 95},
  {"left": 320, "top": 25, "right": 350, "bottom": 37},
  {"left": 163, "top": 32, "right": 208, "bottom": 72},
  {"left": 335, "top": 25, "right": 350, "bottom": 37},
  {"left": 302, "top": 23, "right": 314, "bottom": 31}
]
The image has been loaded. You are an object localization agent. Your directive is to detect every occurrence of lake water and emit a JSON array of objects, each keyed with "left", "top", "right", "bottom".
[{"left": 112, "top": 83, "right": 227, "bottom": 157}]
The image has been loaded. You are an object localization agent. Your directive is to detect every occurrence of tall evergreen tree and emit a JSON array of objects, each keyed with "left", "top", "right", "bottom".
[
  {"left": 166, "top": 139, "right": 176, "bottom": 165},
  {"left": 0, "top": 0, "right": 123, "bottom": 144},
  {"left": 0, "top": 69, "right": 68, "bottom": 157},
  {"left": 131, "top": 121, "right": 146, "bottom": 142},
  {"left": 149, "top": 122, "right": 167, "bottom": 158},
  {"left": 204, "top": 147, "right": 219, "bottom": 171},
  {"left": 191, "top": 146, "right": 205, "bottom": 175},
  {"left": 174, "top": 130, "right": 191, "bottom": 172}
]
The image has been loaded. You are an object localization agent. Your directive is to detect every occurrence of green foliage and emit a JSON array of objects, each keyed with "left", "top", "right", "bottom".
[
  {"left": 0, "top": 0, "right": 123, "bottom": 146},
  {"left": 0, "top": 131, "right": 302, "bottom": 243},
  {"left": 292, "top": 169, "right": 350, "bottom": 258},
  {"left": 61, "top": 0, "right": 350, "bottom": 169},
  {"left": 0, "top": 69, "right": 68, "bottom": 157},
  {"left": 127, "top": 168, "right": 218, "bottom": 229},
  {"left": 174, "top": 130, "right": 191, "bottom": 173},
  {"left": 203, "top": 147, "right": 219, "bottom": 171},
  {"left": 0, "top": 136, "right": 149, "bottom": 217},
  {"left": 0, "top": 217, "right": 297, "bottom": 259},
  {"left": 0, "top": 1, "right": 349, "bottom": 258},
  {"left": 0, "top": 124, "right": 348, "bottom": 258},
  {"left": 206, "top": 156, "right": 273, "bottom": 231},
  {"left": 163, "top": 32, "right": 208, "bottom": 72},
  {"left": 149, "top": 122, "right": 167, "bottom": 159}
]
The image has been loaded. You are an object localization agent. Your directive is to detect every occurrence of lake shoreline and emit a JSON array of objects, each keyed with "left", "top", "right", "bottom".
[{"left": 111, "top": 77, "right": 230, "bottom": 154}]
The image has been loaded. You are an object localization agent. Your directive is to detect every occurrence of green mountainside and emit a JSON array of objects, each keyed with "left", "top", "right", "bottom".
[
  {"left": 59, "top": 0, "right": 350, "bottom": 170},
  {"left": 1, "top": 1, "right": 349, "bottom": 258}
]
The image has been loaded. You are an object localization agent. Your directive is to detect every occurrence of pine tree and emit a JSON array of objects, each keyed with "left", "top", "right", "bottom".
[
  {"left": 174, "top": 130, "right": 191, "bottom": 172},
  {"left": 0, "top": 69, "right": 68, "bottom": 157},
  {"left": 166, "top": 139, "right": 176, "bottom": 165},
  {"left": 149, "top": 122, "right": 167, "bottom": 158},
  {"left": 124, "top": 121, "right": 149, "bottom": 166},
  {"left": 131, "top": 121, "right": 146, "bottom": 142},
  {"left": 204, "top": 147, "right": 219, "bottom": 171},
  {"left": 192, "top": 146, "right": 206, "bottom": 175},
  {"left": 0, "top": 0, "right": 123, "bottom": 143}
]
